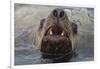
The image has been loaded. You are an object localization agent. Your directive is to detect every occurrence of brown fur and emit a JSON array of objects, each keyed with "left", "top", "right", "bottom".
[{"left": 33, "top": 8, "right": 79, "bottom": 59}]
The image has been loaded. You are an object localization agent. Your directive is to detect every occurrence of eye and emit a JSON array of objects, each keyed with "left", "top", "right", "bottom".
[{"left": 39, "top": 19, "right": 45, "bottom": 30}]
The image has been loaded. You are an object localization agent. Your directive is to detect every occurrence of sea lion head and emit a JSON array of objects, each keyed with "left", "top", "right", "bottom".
[{"left": 35, "top": 8, "right": 78, "bottom": 60}]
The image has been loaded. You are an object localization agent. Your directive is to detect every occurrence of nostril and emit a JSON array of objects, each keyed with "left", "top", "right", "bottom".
[
  {"left": 53, "top": 10, "right": 58, "bottom": 17},
  {"left": 59, "top": 11, "right": 64, "bottom": 18}
]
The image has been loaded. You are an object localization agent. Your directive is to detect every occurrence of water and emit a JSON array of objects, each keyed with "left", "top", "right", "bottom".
[{"left": 14, "top": 4, "right": 94, "bottom": 65}]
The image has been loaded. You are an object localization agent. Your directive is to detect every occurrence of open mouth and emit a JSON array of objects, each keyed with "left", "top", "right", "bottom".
[
  {"left": 44, "top": 25, "right": 68, "bottom": 37},
  {"left": 40, "top": 25, "right": 72, "bottom": 59}
]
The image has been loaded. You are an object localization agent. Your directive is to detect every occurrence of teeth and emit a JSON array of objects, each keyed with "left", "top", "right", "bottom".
[
  {"left": 48, "top": 28, "right": 65, "bottom": 36},
  {"left": 49, "top": 28, "right": 53, "bottom": 35},
  {"left": 61, "top": 31, "right": 64, "bottom": 36}
]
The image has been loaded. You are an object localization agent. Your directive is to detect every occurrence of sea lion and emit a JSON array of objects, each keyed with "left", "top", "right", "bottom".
[{"left": 33, "top": 8, "right": 79, "bottom": 61}]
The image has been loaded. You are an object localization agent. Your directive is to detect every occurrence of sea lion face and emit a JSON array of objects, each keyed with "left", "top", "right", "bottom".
[{"left": 39, "top": 8, "right": 73, "bottom": 59}]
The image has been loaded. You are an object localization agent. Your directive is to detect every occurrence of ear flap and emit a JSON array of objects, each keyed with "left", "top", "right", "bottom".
[
  {"left": 38, "top": 18, "right": 45, "bottom": 30},
  {"left": 71, "top": 23, "right": 78, "bottom": 34}
]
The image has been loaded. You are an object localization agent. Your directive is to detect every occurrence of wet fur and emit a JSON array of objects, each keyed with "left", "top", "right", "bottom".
[{"left": 33, "top": 8, "right": 79, "bottom": 60}]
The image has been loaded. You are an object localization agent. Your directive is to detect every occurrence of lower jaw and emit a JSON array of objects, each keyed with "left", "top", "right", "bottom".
[
  {"left": 40, "top": 36, "right": 73, "bottom": 61},
  {"left": 41, "top": 46, "right": 72, "bottom": 59},
  {"left": 41, "top": 51, "right": 73, "bottom": 62}
]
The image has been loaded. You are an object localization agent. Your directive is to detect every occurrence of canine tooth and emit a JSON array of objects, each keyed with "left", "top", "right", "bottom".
[
  {"left": 61, "top": 31, "right": 64, "bottom": 36},
  {"left": 49, "top": 28, "right": 53, "bottom": 35}
]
